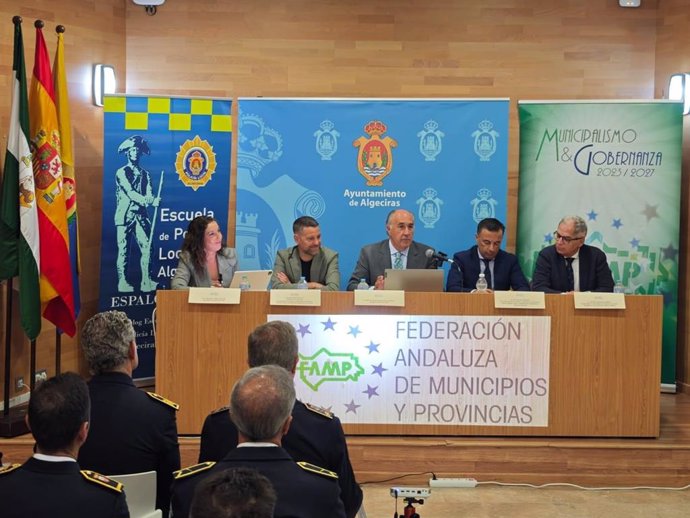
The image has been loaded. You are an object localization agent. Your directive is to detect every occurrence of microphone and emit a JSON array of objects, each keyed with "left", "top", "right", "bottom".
[{"left": 425, "top": 248, "right": 454, "bottom": 265}]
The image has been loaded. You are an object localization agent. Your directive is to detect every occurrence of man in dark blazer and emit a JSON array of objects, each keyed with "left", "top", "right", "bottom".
[
  {"left": 347, "top": 208, "right": 435, "bottom": 290},
  {"left": 172, "top": 365, "right": 346, "bottom": 518},
  {"left": 532, "top": 215, "right": 614, "bottom": 293},
  {"left": 446, "top": 217, "right": 530, "bottom": 292},
  {"left": 271, "top": 216, "right": 340, "bottom": 290},
  {"left": 77, "top": 311, "right": 180, "bottom": 517},
  {"left": 0, "top": 372, "right": 129, "bottom": 518},
  {"left": 199, "top": 321, "right": 363, "bottom": 518}
]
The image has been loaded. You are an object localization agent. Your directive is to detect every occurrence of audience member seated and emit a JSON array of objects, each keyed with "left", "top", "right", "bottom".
[
  {"left": 0, "top": 372, "right": 129, "bottom": 518},
  {"left": 190, "top": 467, "right": 276, "bottom": 518},
  {"left": 172, "top": 365, "right": 346, "bottom": 518},
  {"left": 347, "top": 208, "right": 435, "bottom": 290},
  {"left": 199, "top": 320, "right": 363, "bottom": 518},
  {"left": 532, "top": 215, "right": 614, "bottom": 293},
  {"left": 77, "top": 310, "right": 180, "bottom": 516},
  {"left": 446, "top": 217, "right": 530, "bottom": 292},
  {"left": 171, "top": 215, "right": 238, "bottom": 288},
  {"left": 270, "top": 216, "right": 340, "bottom": 290}
]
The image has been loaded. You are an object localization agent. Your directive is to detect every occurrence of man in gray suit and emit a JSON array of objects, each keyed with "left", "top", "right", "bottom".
[
  {"left": 271, "top": 216, "right": 340, "bottom": 290},
  {"left": 347, "top": 209, "right": 435, "bottom": 290}
]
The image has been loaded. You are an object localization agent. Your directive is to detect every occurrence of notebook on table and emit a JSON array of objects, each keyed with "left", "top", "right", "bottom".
[
  {"left": 383, "top": 268, "right": 444, "bottom": 292},
  {"left": 229, "top": 270, "right": 273, "bottom": 291}
]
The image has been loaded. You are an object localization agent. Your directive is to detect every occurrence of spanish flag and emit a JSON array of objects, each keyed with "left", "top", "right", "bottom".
[{"left": 29, "top": 20, "right": 75, "bottom": 337}]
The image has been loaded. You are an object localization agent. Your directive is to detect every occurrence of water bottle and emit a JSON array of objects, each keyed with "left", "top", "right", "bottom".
[
  {"left": 475, "top": 273, "right": 488, "bottom": 292},
  {"left": 613, "top": 282, "right": 625, "bottom": 294},
  {"left": 239, "top": 275, "right": 250, "bottom": 291},
  {"left": 297, "top": 276, "right": 308, "bottom": 290},
  {"left": 356, "top": 278, "right": 369, "bottom": 290}
]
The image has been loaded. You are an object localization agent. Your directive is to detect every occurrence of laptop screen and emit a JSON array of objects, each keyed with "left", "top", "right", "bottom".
[
  {"left": 383, "top": 269, "right": 444, "bottom": 292},
  {"left": 229, "top": 270, "right": 273, "bottom": 291}
]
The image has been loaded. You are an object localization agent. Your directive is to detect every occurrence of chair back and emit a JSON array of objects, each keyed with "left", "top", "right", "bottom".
[{"left": 109, "top": 470, "right": 162, "bottom": 518}]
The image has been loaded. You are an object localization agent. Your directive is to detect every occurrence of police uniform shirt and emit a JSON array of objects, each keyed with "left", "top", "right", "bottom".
[
  {"left": 172, "top": 445, "right": 345, "bottom": 518},
  {"left": 199, "top": 400, "right": 363, "bottom": 518},
  {"left": 77, "top": 371, "right": 180, "bottom": 516},
  {"left": 0, "top": 456, "right": 129, "bottom": 518}
]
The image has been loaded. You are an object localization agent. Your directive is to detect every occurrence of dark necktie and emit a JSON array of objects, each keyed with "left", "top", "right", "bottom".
[
  {"left": 565, "top": 258, "right": 575, "bottom": 292},
  {"left": 481, "top": 259, "right": 492, "bottom": 290}
]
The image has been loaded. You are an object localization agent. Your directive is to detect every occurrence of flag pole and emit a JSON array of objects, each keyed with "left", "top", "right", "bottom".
[{"left": 2, "top": 279, "right": 13, "bottom": 418}]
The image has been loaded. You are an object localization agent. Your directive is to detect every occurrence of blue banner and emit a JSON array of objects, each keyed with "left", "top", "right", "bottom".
[
  {"left": 236, "top": 99, "right": 509, "bottom": 287},
  {"left": 99, "top": 95, "right": 232, "bottom": 379}
]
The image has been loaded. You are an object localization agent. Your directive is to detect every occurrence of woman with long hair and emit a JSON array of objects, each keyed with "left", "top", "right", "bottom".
[{"left": 171, "top": 216, "right": 238, "bottom": 288}]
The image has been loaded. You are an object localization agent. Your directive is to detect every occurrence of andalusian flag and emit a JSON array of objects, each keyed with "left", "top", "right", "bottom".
[
  {"left": 53, "top": 26, "right": 80, "bottom": 320},
  {"left": 0, "top": 18, "right": 41, "bottom": 339},
  {"left": 29, "top": 21, "right": 75, "bottom": 337}
]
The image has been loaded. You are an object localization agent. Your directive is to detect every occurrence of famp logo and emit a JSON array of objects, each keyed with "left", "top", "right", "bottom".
[{"left": 297, "top": 348, "right": 365, "bottom": 391}]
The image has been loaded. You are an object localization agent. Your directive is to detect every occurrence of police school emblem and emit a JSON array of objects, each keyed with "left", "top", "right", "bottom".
[
  {"left": 175, "top": 136, "right": 217, "bottom": 191},
  {"left": 353, "top": 120, "right": 397, "bottom": 186}
]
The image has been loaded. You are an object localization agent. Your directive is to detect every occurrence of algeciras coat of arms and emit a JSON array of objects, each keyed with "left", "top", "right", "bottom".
[
  {"left": 353, "top": 120, "right": 397, "bottom": 186},
  {"left": 314, "top": 120, "right": 340, "bottom": 161},
  {"left": 175, "top": 135, "right": 217, "bottom": 191},
  {"left": 471, "top": 188, "right": 497, "bottom": 222},
  {"left": 417, "top": 120, "right": 444, "bottom": 162},
  {"left": 472, "top": 120, "right": 499, "bottom": 162},
  {"left": 416, "top": 187, "right": 443, "bottom": 229}
]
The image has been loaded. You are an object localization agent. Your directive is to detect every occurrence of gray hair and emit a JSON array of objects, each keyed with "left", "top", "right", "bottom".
[
  {"left": 81, "top": 311, "right": 135, "bottom": 375},
  {"left": 385, "top": 209, "right": 413, "bottom": 226},
  {"left": 247, "top": 321, "right": 298, "bottom": 371},
  {"left": 229, "top": 365, "right": 295, "bottom": 442},
  {"left": 559, "top": 215, "right": 588, "bottom": 236}
]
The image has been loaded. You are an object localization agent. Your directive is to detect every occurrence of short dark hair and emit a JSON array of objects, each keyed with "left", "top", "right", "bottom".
[
  {"left": 28, "top": 372, "right": 90, "bottom": 453},
  {"left": 190, "top": 467, "right": 276, "bottom": 518},
  {"left": 292, "top": 216, "right": 319, "bottom": 234},
  {"left": 476, "top": 218, "right": 505, "bottom": 234},
  {"left": 247, "top": 321, "right": 299, "bottom": 371}
]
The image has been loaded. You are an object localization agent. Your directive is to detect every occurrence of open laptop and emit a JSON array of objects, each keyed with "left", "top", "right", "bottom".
[
  {"left": 229, "top": 270, "right": 272, "bottom": 291},
  {"left": 383, "top": 268, "right": 444, "bottom": 292}
]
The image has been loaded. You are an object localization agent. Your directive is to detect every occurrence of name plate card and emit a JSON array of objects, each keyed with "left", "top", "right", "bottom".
[
  {"left": 354, "top": 289, "right": 405, "bottom": 307},
  {"left": 188, "top": 287, "right": 240, "bottom": 305},
  {"left": 270, "top": 289, "right": 322, "bottom": 307},
  {"left": 574, "top": 292, "right": 626, "bottom": 310},
  {"left": 493, "top": 291, "right": 546, "bottom": 310}
]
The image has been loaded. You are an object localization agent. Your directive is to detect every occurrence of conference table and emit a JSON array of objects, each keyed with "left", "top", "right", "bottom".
[{"left": 155, "top": 290, "right": 662, "bottom": 437}]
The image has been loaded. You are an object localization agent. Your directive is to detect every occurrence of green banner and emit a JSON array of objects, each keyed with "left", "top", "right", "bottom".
[{"left": 517, "top": 101, "right": 683, "bottom": 386}]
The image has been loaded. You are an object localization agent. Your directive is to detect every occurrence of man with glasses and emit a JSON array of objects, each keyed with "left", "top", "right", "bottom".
[
  {"left": 446, "top": 218, "right": 529, "bottom": 292},
  {"left": 532, "top": 215, "right": 614, "bottom": 293}
]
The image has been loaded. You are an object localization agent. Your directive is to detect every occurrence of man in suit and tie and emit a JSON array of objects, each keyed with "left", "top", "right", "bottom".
[
  {"left": 347, "top": 208, "right": 435, "bottom": 290},
  {"left": 532, "top": 215, "right": 614, "bottom": 293},
  {"left": 446, "top": 217, "right": 530, "bottom": 292},
  {"left": 271, "top": 216, "right": 340, "bottom": 290}
]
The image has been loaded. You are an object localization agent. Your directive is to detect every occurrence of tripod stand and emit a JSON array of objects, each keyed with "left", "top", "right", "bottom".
[{"left": 394, "top": 496, "right": 424, "bottom": 518}]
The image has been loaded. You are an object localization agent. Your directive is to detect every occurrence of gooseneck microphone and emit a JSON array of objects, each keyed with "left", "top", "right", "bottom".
[{"left": 425, "top": 248, "right": 453, "bottom": 264}]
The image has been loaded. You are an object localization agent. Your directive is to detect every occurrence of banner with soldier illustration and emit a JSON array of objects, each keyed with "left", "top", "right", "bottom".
[
  {"left": 235, "top": 98, "right": 509, "bottom": 290},
  {"left": 516, "top": 100, "right": 683, "bottom": 387},
  {"left": 99, "top": 95, "right": 232, "bottom": 380}
]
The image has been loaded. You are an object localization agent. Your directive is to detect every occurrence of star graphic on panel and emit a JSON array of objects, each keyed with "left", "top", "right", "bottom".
[
  {"left": 363, "top": 385, "right": 379, "bottom": 399},
  {"left": 344, "top": 399, "right": 361, "bottom": 414},
  {"left": 543, "top": 233, "right": 553, "bottom": 244},
  {"left": 629, "top": 237, "right": 640, "bottom": 249},
  {"left": 662, "top": 243, "right": 678, "bottom": 261},
  {"left": 641, "top": 204, "right": 659, "bottom": 222},
  {"left": 365, "top": 341, "right": 380, "bottom": 354},
  {"left": 612, "top": 218, "right": 623, "bottom": 229},
  {"left": 321, "top": 317, "right": 336, "bottom": 331},
  {"left": 348, "top": 325, "right": 362, "bottom": 338},
  {"left": 296, "top": 324, "right": 311, "bottom": 338},
  {"left": 371, "top": 363, "right": 387, "bottom": 377},
  {"left": 586, "top": 209, "right": 598, "bottom": 221}
]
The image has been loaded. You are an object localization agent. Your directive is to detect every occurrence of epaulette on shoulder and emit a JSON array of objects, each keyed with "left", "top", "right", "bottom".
[
  {"left": 305, "top": 402, "right": 333, "bottom": 419},
  {"left": 210, "top": 405, "right": 229, "bottom": 416},
  {"left": 147, "top": 391, "right": 180, "bottom": 411},
  {"left": 80, "top": 470, "right": 124, "bottom": 493},
  {"left": 297, "top": 461, "right": 338, "bottom": 480},
  {"left": 174, "top": 461, "right": 216, "bottom": 480},
  {"left": 0, "top": 463, "right": 21, "bottom": 476}
]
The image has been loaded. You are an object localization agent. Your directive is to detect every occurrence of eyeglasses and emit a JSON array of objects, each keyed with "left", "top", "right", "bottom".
[{"left": 553, "top": 231, "right": 584, "bottom": 244}]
